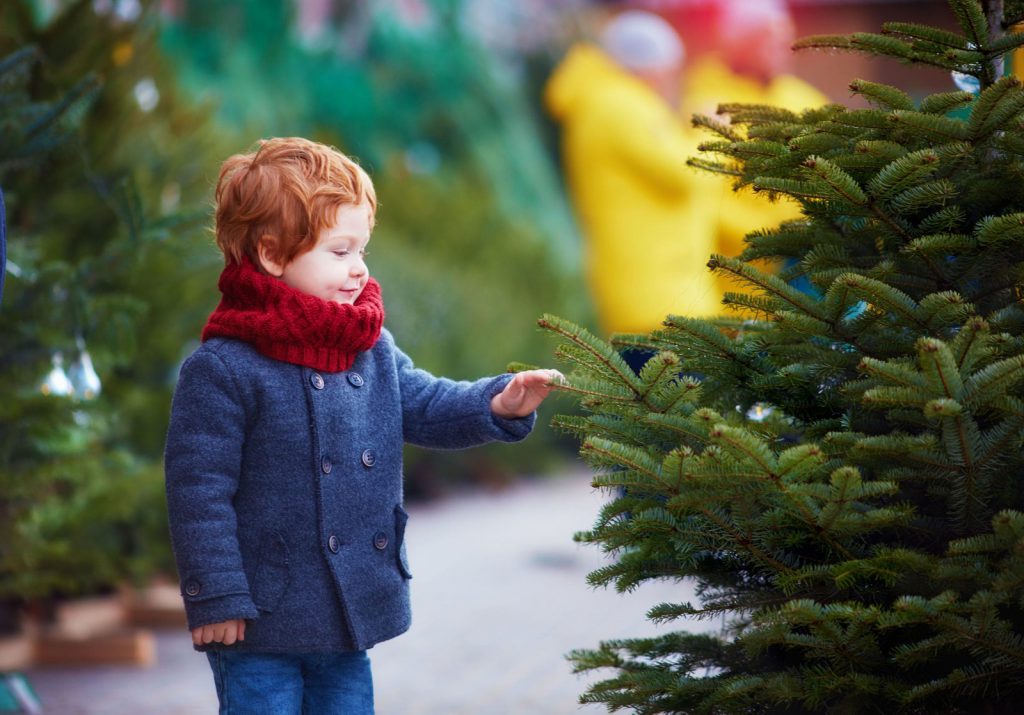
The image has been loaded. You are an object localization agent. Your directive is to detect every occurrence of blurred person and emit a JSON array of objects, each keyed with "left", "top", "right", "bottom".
[
  {"left": 682, "top": 0, "right": 827, "bottom": 304},
  {"left": 164, "top": 137, "right": 561, "bottom": 714},
  {"left": 545, "top": 9, "right": 722, "bottom": 347}
]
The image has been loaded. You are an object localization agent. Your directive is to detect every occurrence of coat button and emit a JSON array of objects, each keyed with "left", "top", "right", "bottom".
[
  {"left": 310, "top": 373, "right": 325, "bottom": 390},
  {"left": 347, "top": 372, "right": 364, "bottom": 388},
  {"left": 361, "top": 449, "right": 376, "bottom": 468},
  {"left": 373, "top": 532, "right": 389, "bottom": 550},
  {"left": 321, "top": 457, "right": 333, "bottom": 474},
  {"left": 184, "top": 580, "right": 201, "bottom": 597},
  {"left": 328, "top": 535, "right": 340, "bottom": 553}
]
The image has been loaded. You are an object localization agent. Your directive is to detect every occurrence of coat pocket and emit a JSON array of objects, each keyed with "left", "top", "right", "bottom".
[
  {"left": 394, "top": 505, "right": 413, "bottom": 579},
  {"left": 250, "top": 530, "right": 290, "bottom": 613}
]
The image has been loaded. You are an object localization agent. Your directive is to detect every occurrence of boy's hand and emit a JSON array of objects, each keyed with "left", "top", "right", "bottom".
[
  {"left": 491, "top": 369, "right": 564, "bottom": 419},
  {"left": 192, "top": 618, "right": 246, "bottom": 646}
]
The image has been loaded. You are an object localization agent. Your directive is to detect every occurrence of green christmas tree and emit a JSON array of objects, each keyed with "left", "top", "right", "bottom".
[
  {"left": 0, "top": 0, "right": 225, "bottom": 619},
  {"left": 543, "top": 1, "right": 1024, "bottom": 712}
]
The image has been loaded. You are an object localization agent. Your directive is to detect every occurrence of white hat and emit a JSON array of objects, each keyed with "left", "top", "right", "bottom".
[{"left": 600, "top": 10, "right": 684, "bottom": 72}]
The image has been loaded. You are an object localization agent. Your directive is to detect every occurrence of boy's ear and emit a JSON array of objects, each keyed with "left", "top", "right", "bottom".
[{"left": 257, "top": 236, "right": 285, "bottom": 277}]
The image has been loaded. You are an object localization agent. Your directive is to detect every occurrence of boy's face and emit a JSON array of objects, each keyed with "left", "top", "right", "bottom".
[{"left": 263, "top": 203, "right": 372, "bottom": 305}]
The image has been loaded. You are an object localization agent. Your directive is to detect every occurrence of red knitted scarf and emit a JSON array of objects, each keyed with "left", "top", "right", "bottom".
[{"left": 202, "top": 258, "right": 385, "bottom": 372}]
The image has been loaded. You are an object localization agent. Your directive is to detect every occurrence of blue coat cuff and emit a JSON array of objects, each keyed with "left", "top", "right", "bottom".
[{"left": 179, "top": 570, "right": 259, "bottom": 629}]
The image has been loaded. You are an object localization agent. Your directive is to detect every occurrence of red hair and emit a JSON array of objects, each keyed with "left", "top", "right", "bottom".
[{"left": 214, "top": 137, "right": 377, "bottom": 268}]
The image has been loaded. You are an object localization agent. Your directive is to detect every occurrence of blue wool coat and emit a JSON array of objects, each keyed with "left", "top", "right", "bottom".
[{"left": 164, "top": 328, "right": 534, "bottom": 653}]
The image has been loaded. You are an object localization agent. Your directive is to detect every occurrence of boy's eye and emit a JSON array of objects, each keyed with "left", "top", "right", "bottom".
[
  {"left": 333, "top": 250, "right": 349, "bottom": 257},
  {"left": 361, "top": 250, "right": 370, "bottom": 257}
]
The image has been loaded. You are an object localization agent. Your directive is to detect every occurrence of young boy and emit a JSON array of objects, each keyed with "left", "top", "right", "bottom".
[{"left": 164, "top": 137, "right": 560, "bottom": 714}]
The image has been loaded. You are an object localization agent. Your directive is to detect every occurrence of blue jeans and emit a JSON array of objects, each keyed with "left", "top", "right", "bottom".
[{"left": 206, "top": 649, "right": 374, "bottom": 714}]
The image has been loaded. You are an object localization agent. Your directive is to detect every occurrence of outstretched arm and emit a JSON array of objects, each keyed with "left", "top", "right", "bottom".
[{"left": 490, "top": 369, "right": 564, "bottom": 419}]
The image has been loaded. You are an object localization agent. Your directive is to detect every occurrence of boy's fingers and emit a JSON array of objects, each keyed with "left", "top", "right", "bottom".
[
  {"left": 542, "top": 369, "right": 565, "bottom": 386},
  {"left": 222, "top": 625, "right": 237, "bottom": 646},
  {"left": 192, "top": 627, "right": 203, "bottom": 646},
  {"left": 238, "top": 619, "right": 246, "bottom": 641}
]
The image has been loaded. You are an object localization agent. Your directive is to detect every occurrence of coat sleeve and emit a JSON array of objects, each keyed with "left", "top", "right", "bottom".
[
  {"left": 164, "top": 348, "right": 259, "bottom": 630},
  {"left": 392, "top": 341, "right": 536, "bottom": 449}
]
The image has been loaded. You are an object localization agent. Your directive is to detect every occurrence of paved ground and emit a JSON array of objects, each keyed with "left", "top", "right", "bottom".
[{"left": 25, "top": 469, "right": 719, "bottom": 714}]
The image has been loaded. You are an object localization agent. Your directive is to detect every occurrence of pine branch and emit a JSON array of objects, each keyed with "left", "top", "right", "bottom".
[
  {"left": 863, "top": 386, "right": 931, "bottom": 409},
  {"left": 582, "top": 438, "right": 671, "bottom": 489},
  {"left": 919, "top": 292, "right": 975, "bottom": 330},
  {"left": 801, "top": 155, "right": 869, "bottom": 205},
  {"left": 901, "top": 232, "right": 976, "bottom": 257},
  {"left": 974, "top": 411, "right": 1024, "bottom": 472},
  {"left": 846, "top": 433, "right": 952, "bottom": 470},
  {"left": 691, "top": 113, "right": 743, "bottom": 142},
  {"left": 890, "top": 179, "right": 958, "bottom": 214},
  {"left": 709, "top": 254, "right": 831, "bottom": 324},
  {"left": 834, "top": 274, "right": 929, "bottom": 329},
  {"left": 555, "top": 343, "right": 624, "bottom": 384},
  {"left": 549, "top": 413, "right": 590, "bottom": 437},
  {"left": 967, "top": 76, "right": 1024, "bottom": 140},
  {"left": 974, "top": 212, "right": 1024, "bottom": 246},
  {"left": 963, "top": 354, "right": 1024, "bottom": 406},
  {"left": 788, "top": 131, "right": 849, "bottom": 157},
  {"left": 987, "top": 30, "right": 1024, "bottom": 54},
  {"left": 549, "top": 376, "right": 637, "bottom": 405},
  {"left": 992, "top": 130, "right": 1024, "bottom": 156},
  {"left": 843, "top": 33, "right": 918, "bottom": 61},
  {"left": 949, "top": 0, "right": 990, "bottom": 57},
  {"left": 950, "top": 316, "right": 990, "bottom": 371},
  {"left": 825, "top": 108, "right": 894, "bottom": 132},
  {"left": 538, "top": 314, "right": 642, "bottom": 391},
  {"left": 773, "top": 310, "right": 836, "bottom": 339},
  {"left": 853, "top": 140, "right": 908, "bottom": 163},
  {"left": 891, "top": 111, "right": 970, "bottom": 143},
  {"left": 643, "top": 412, "right": 713, "bottom": 445},
  {"left": 918, "top": 205, "right": 968, "bottom": 233},
  {"left": 793, "top": 34, "right": 856, "bottom": 52},
  {"left": 657, "top": 315, "right": 764, "bottom": 373},
  {"left": 687, "top": 156, "right": 742, "bottom": 178},
  {"left": 726, "top": 140, "right": 789, "bottom": 162},
  {"left": 919, "top": 90, "right": 976, "bottom": 115},
  {"left": 721, "top": 291, "right": 785, "bottom": 320},
  {"left": 849, "top": 79, "right": 915, "bottom": 111},
  {"left": 882, "top": 21, "right": 972, "bottom": 50},
  {"left": 752, "top": 176, "right": 838, "bottom": 201},
  {"left": 918, "top": 337, "right": 966, "bottom": 400}
]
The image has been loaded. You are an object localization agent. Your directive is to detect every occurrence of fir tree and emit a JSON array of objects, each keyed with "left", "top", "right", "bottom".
[
  {"left": 543, "top": 1, "right": 1024, "bottom": 712},
  {"left": 0, "top": 0, "right": 222, "bottom": 616}
]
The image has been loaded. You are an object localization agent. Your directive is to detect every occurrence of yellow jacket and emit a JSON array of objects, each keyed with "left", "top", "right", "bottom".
[
  {"left": 545, "top": 45, "right": 720, "bottom": 336},
  {"left": 683, "top": 56, "right": 828, "bottom": 304}
]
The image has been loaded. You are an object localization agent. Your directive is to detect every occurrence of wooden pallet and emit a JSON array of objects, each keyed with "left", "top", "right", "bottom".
[
  {"left": 33, "top": 629, "right": 155, "bottom": 667},
  {"left": 28, "top": 595, "right": 156, "bottom": 667}
]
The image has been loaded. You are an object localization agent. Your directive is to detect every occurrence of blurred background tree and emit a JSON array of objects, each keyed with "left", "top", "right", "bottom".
[
  {"left": 545, "top": 0, "right": 1024, "bottom": 712},
  {"left": 0, "top": 0, "right": 224, "bottom": 622}
]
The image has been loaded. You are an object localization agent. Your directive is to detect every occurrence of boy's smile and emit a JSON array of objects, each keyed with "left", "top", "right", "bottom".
[{"left": 260, "top": 202, "right": 373, "bottom": 305}]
